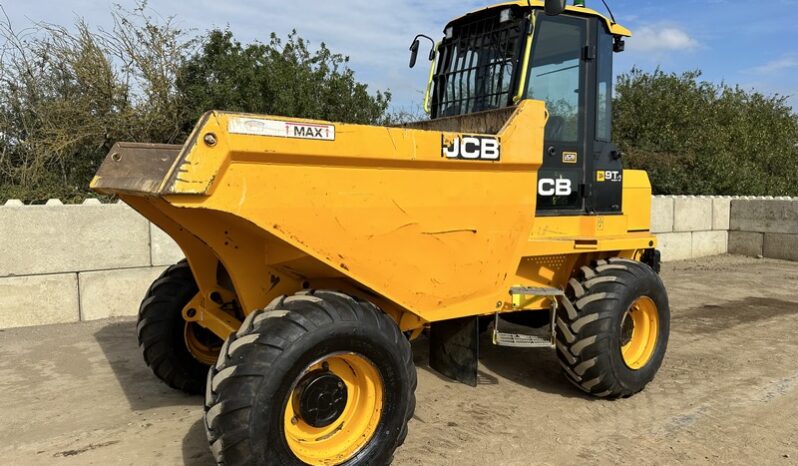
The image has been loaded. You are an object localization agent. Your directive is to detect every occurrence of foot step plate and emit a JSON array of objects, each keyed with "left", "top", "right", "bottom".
[{"left": 493, "top": 331, "right": 553, "bottom": 348}]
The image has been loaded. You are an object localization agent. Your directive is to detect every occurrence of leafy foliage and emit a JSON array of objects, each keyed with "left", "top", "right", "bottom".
[
  {"left": 2, "top": 5, "right": 797, "bottom": 202},
  {"left": 0, "top": 3, "right": 190, "bottom": 202},
  {"left": 0, "top": 4, "right": 391, "bottom": 203},
  {"left": 177, "top": 30, "right": 390, "bottom": 131},
  {"left": 615, "top": 68, "right": 798, "bottom": 196}
]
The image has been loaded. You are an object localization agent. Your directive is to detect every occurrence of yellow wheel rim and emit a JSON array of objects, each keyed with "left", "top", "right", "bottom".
[
  {"left": 620, "top": 296, "right": 659, "bottom": 370},
  {"left": 284, "top": 353, "right": 383, "bottom": 466},
  {"left": 184, "top": 322, "right": 221, "bottom": 366}
]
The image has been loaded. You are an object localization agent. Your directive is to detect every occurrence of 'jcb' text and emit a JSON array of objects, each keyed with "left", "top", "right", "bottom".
[{"left": 442, "top": 136, "right": 501, "bottom": 161}]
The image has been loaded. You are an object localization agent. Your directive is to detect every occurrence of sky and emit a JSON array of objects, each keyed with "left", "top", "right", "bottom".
[{"left": 2, "top": 0, "right": 797, "bottom": 112}]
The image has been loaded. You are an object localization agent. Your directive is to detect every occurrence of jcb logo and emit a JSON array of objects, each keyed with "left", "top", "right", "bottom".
[
  {"left": 538, "top": 178, "right": 573, "bottom": 197},
  {"left": 442, "top": 136, "right": 501, "bottom": 161}
]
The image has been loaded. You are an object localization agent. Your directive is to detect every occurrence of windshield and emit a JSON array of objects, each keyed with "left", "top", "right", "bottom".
[{"left": 430, "top": 8, "right": 527, "bottom": 119}]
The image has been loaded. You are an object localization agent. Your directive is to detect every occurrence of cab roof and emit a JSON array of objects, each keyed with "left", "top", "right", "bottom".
[{"left": 451, "top": 1, "right": 632, "bottom": 37}]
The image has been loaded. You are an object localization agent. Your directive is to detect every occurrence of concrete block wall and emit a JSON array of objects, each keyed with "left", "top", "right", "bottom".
[
  {"left": 1, "top": 196, "right": 795, "bottom": 329},
  {"left": 729, "top": 199, "right": 798, "bottom": 261},
  {"left": 651, "top": 196, "right": 732, "bottom": 262},
  {"left": 0, "top": 200, "right": 184, "bottom": 329}
]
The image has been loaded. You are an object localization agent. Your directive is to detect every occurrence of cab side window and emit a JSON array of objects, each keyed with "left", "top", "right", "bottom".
[
  {"left": 526, "top": 17, "right": 584, "bottom": 143},
  {"left": 596, "top": 30, "right": 613, "bottom": 142}
]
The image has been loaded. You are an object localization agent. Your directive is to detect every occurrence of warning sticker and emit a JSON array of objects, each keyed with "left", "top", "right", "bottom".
[
  {"left": 562, "top": 151, "right": 578, "bottom": 164},
  {"left": 229, "top": 117, "right": 335, "bottom": 141}
]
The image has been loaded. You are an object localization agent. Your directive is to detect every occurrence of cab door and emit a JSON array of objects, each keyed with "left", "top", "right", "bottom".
[
  {"left": 587, "top": 22, "right": 623, "bottom": 214},
  {"left": 526, "top": 13, "right": 589, "bottom": 216}
]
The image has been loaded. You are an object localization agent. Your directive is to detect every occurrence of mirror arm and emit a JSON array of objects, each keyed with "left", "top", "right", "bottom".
[{"left": 409, "top": 34, "right": 437, "bottom": 69}]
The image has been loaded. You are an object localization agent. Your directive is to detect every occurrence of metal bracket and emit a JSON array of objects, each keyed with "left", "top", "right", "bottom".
[{"left": 182, "top": 292, "right": 241, "bottom": 340}]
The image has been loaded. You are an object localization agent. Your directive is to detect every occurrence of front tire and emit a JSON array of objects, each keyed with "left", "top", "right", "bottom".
[
  {"left": 555, "top": 258, "right": 670, "bottom": 398},
  {"left": 137, "top": 260, "right": 222, "bottom": 394},
  {"left": 205, "top": 290, "right": 417, "bottom": 466}
]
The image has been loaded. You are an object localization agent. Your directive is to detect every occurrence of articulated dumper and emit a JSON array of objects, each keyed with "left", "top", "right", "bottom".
[{"left": 92, "top": 0, "right": 670, "bottom": 464}]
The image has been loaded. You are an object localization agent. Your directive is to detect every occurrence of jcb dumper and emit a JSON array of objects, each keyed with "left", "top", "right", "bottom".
[{"left": 92, "top": 1, "right": 669, "bottom": 464}]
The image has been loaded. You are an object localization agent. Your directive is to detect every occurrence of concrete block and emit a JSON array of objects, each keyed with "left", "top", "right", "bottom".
[
  {"left": 656, "top": 232, "right": 692, "bottom": 262},
  {"left": 150, "top": 223, "right": 185, "bottom": 267},
  {"left": 691, "top": 230, "right": 728, "bottom": 258},
  {"left": 79, "top": 267, "right": 166, "bottom": 321},
  {"left": 0, "top": 203, "right": 150, "bottom": 277},
  {"left": 728, "top": 231, "right": 764, "bottom": 257},
  {"left": 0, "top": 273, "right": 79, "bottom": 328},
  {"left": 730, "top": 200, "right": 798, "bottom": 234},
  {"left": 712, "top": 198, "right": 731, "bottom": 231},
  {"left": 650, "top": 196, "right": 674, "bottom": 233},
  {"left": 673, "top": 197, "right": 713, "bottom": 232},
  {"left": 763, "top": 233, "right": 798, "bottom": 262}
]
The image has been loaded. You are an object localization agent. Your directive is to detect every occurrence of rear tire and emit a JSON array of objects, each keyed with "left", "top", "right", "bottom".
[
  {"left": 137, "top": 260, "right": 219, "bottom": 395},
  {"left": 555, "top": 258, "right": 670, "bottom": 399},
  {"left": 205, "top": 290, "right": 416, "bottom": 466}
]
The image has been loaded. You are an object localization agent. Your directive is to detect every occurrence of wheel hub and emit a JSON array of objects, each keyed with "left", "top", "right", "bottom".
[
  {"left": 620, "top": 312, "right": 635, "bottom": 346},
  {"left": 294, "top": 371, "right": 348, "bottom": 428},
  {"left": 620, "top": 296, "right": 660, "bottom": 370}
]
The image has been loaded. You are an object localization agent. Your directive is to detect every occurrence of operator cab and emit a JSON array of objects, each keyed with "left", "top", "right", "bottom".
[{"left": 410, "top": 0, "right": 630, "bottom": 217}]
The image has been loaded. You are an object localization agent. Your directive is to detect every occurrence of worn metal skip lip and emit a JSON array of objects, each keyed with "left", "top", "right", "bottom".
[{"left": 91, "top": 142, "right": 182, "bottom": 196}]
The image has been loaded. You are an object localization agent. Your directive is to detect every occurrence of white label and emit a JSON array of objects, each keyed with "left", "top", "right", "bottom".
[
  {"left": 442, "top": 136, "right": 501, "bottom": 161},
  {"left": 538, "top": 178, "right": 573, "bottom": 197},
  {"left": 228, "top": 117, "right": 335, "bottom": 141}
]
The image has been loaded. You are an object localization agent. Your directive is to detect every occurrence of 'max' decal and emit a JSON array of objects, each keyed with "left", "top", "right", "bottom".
[
  {"left": 442, "top": 136, "right": 501, "bottom": 161},
  {"left": 229, "top": 117, "right": 335, "bottom": 141}
]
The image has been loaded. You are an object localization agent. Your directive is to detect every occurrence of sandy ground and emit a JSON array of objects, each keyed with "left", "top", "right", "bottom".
[{"left": 2, "top": 255, "right": 798, "bottom": 466}]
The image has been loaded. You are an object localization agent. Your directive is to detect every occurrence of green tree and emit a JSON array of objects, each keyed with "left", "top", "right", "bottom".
[
  {"left": 176, "top": 30, "right": 391, "bottom": 130},
  {"left": 614, "top": 68, "right": 798, "bottom": 196},
  {"left": 0, "top": 6, "right": 391, "bottom": 203},
  {"left": 0, "top": 3, "right": 189, "bottom": 202}
]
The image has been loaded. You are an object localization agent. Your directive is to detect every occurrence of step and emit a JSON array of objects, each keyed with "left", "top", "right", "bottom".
[{"left": 492, "top": 330, "right": 553, "bottom": 348}]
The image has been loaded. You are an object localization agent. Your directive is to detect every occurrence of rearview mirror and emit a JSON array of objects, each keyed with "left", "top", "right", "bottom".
[
  {"left": 544, "top": 0, "right": 567, "bottom": 16},
  {"left": 409, "top": 39, "right": 420, "bottom": 69}
]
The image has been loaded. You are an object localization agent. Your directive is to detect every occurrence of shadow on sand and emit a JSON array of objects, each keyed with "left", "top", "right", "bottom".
[
  {"left": 95, "top": 318, "right": 590, "bottom": 465},
  {"left": 93, "top": 320, "right": 202, "bottom": 411},
  {"left": 411, "top": 332, "right": 588, "bottom": 400}
]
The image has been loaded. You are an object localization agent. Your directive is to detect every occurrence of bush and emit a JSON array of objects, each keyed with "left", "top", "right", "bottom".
[
  {"left": 615, "top": 68, "right": 798, "bottom": 196},
  {"left": 0, "top": 3, "right": 391, "bottom": 203},
  {"left": 177, "top": 30, "right": 391, "bottom": 131}
]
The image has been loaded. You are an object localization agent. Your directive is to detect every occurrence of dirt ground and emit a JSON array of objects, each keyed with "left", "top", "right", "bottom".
[{"left": 2, "top": 255, "right": 798, "bottom": 466}]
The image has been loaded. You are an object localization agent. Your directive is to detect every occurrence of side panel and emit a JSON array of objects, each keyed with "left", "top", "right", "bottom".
[{"left": 162, "top": 102, "right": 547, "bottom": 323}]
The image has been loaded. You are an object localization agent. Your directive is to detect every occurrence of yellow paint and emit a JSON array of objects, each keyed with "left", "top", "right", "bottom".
[
  {"left": 513, "top": 12, "right": 536, "bottom": 104},
  {"left": 621, "top": 296, "right": 660, "bottom": 370},
  {"left": 284, "top": 353, "right": 383, "bottom": 465},
  {"left": 422, "top": 42, "right": 440, "bottom": 114},
  {"left": 181, "top": 292, "right": 239, "bottom": 340},
  {"left": 93, "top": 99, "right": 655, "bottom": 336},
  {"left": 183, "top": 322, "right": 222, "bottom": 365}
]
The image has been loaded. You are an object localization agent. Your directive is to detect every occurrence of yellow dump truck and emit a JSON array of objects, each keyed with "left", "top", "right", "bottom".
[{"left": 92, "top": 0, "right": 669, "bottom": 464}]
